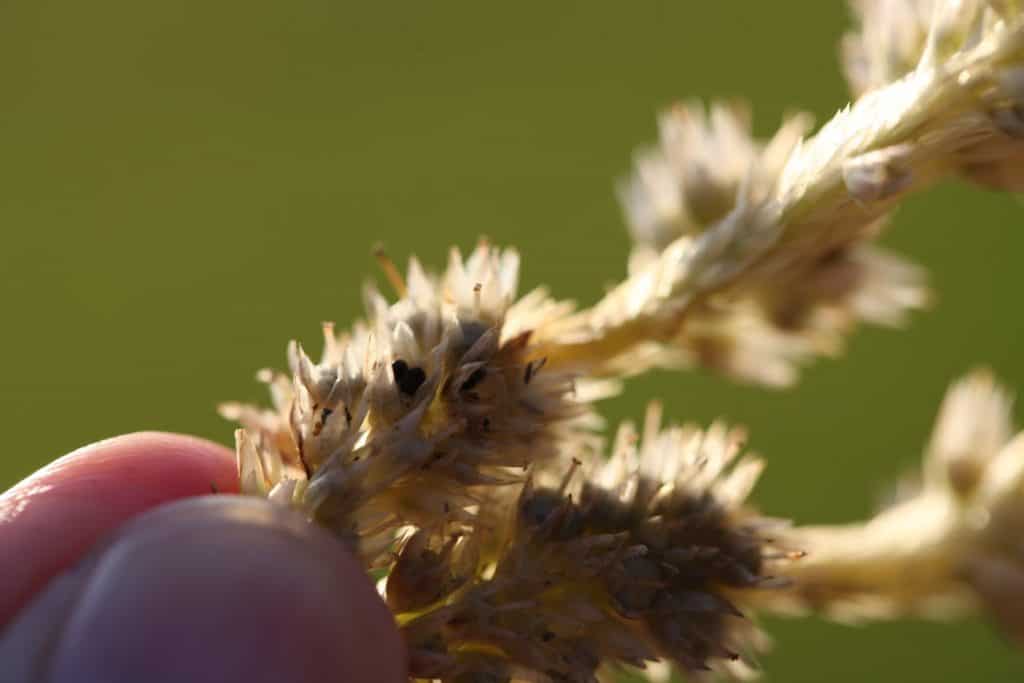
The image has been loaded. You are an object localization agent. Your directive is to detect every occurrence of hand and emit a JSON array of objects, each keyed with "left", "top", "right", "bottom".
[{"left": 0, "top": 432, "right": 405, "bottom": 683}]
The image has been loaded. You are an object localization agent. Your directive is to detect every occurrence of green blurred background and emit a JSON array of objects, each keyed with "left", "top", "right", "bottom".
[{"left": 2, "top": 1, "right": 1023, "bottom": 680}]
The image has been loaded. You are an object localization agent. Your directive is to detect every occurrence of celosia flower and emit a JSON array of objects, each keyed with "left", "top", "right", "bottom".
[
  {"left": 539, "top": 1, "right": 1022, "bottom": 385},
  {"left": 222, "top": 244, "right": 602, "bottom": 563},
  {"left": 397, "top": 405, "right": 790, "bottom": 682},
  {"left": 769, "top": 370, "right": 1024, "bottom": 643},
  {"left": 606, "top": 97, "right": 930, "bottom": 386},
  {"left": 619, "top": 101, "right": 812, "bottom": 265},
  {"left": 217, "top": 4, "right": 1024, "bottom": 681},
  {"left": 843, "top": 0, "right": 1024, "bottom": 190}
]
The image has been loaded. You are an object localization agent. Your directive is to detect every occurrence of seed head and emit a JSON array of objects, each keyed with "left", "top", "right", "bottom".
[
  {"left": 221, "top": 243, "right": 599, "bottom": 563},
  {"left": 398, "top": 405, "right": 790, "bottom": 682}
]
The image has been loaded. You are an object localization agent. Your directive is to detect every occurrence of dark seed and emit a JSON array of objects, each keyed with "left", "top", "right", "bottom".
[
  {"left": 524, "top": 357, "right": 547, "bottom": 384},
  {"left": 520, "top": 489, "right": 564, "bottom": 527},
  {"left": 392, "top": 359, "right": 427, "bottom": 396},
  {"left": 460, "top": 367, "right": 486, "bottom": 392},
  {"left": 818, "top": 246, "right": 847, "bottom": 266}
]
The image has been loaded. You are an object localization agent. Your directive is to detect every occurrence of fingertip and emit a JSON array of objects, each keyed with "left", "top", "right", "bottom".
[
  {"left": 0, "top": 432, "right": 238, "bottom": 625},
  {"left": 41, "top": 431, "right": 237, "bottom": 493},
  {"left": 46, "top": 497, "right": 405, "bottom": 683}
]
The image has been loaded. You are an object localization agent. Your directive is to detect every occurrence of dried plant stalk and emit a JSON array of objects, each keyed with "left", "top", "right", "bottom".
[
  {"left": 764, "top": 371, "right": 1024, "bottom": 644},
  {"left": 221, "top": 2, "right": 1024, "bottom": 681},
  {"left": 539, "top": 0, "right": 1024, "bottom": 386}
]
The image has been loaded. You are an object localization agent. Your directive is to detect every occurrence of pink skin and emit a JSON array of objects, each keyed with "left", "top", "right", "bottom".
[
  {"left": 0, "top": 432, "right": 240, "bottom": 624},
  {"left": 0, "top": 433, "right": 405, "bottom": 683}
]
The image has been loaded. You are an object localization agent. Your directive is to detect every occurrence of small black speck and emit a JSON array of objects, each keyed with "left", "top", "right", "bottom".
[
  {"left": 541, "top": 631, "right": 555, "bottom": 642},
  {"left": 819, "top": 246, "right": 847, "bottom": 266},
  {"left": 392, "top": 359, "right": 427, "bottom": 396},
  {"left": 524, "top": 358, "right": 546, "bottom": 384},
  {"left": 460, "top": 367, "right": 486, "bottom": 392},
  {"left": 209, "top": 483, "right": 219, "bottom": 494}
]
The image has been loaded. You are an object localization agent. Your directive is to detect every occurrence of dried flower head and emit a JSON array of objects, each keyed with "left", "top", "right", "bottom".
[
  {"left": 843, "top": 0, "right": 1024, "bottom": 189},
  {"left": 222, "top": 243, "right": 601, "bottom": 563},
  {"left": 769, "top": 370, "right": 1024, "bottom": 643},
  {"left": 613, "top": 102, "right": 914, "bottom": 387},
  {"left": 218, "top": 3, "right": 1024, "bottom": 681},
  {"left": 619, "top": 102, "right": 812, "bottom": 268},
  {"left": 539, "top": 0, "right": 1023, "bottom": 385},
  {"left": 842, "top": 0, "right": 942, "bottom": 94},
  {"left": 398, "top": 405, "right": 788, "bottom": 683}
]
